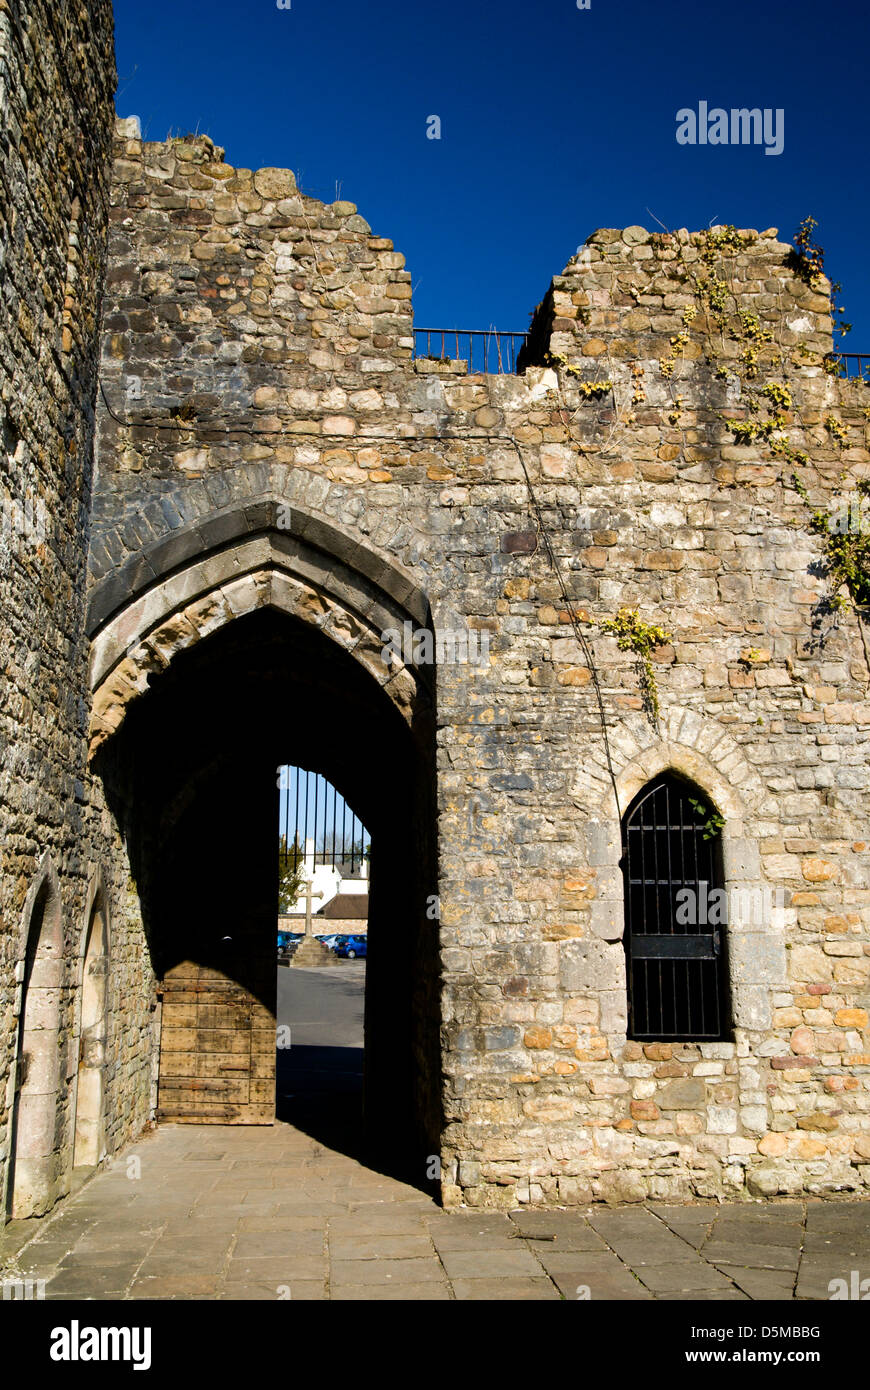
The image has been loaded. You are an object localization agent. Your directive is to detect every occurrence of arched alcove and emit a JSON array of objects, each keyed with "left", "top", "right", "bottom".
[
  {"left": 73, "top": 893, "right": 109, "bottom": 1169},
  {"left": 7, "top": 860, "right": 65, "bottom": 1220}
]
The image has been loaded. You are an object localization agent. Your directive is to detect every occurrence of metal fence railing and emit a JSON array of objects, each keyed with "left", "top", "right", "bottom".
[
  {"left": 827, "top": 352, "right": 870, "bottom": 380},
  {"left": 414, "top": 328, "right": 529, "bottom": 376},
  {"left": 413, "top": 339, "right": 868, "bottom": 381},
  {"left": 278, "top": 766, "right": 369, "bottom": 878}
]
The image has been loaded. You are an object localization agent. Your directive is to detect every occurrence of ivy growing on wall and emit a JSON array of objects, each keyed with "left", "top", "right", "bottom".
[{"left": 599, "top": 608, "right": 673, "bottom": 722}]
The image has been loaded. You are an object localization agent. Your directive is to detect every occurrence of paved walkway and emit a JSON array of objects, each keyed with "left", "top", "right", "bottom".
[{"left": 2, "top": 1123, "right": 869, "bottom": 1300}]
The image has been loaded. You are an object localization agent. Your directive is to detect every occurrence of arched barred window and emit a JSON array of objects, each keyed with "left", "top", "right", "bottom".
[{"left": 621, "top": 772, "right": 731, "bottom": 1042}]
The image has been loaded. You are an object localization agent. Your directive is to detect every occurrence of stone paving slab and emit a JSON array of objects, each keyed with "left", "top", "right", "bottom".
[
  {"left": 3, "top": 1122, "right": 870, "bottom": 1301},
  {"left": 703, "top": 1240, "right": 801, "bottom": 1271}
]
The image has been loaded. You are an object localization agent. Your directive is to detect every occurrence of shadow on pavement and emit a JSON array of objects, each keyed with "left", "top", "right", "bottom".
[{"left": 275, "top": 1043, "right": 429, "bottom": 1193}]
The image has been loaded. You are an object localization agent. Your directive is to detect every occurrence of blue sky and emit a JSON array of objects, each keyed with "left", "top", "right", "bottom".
[
  {"left": 278, "top": 768, "right": 369, "bottom": 859},
  {"left": 114, "top": 0, "right": 868, "bottom": 345}
]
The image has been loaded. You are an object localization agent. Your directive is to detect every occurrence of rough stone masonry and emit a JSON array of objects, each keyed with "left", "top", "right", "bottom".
[{"left": 1, "top": 0, "right": 869, "bottom": 1221}]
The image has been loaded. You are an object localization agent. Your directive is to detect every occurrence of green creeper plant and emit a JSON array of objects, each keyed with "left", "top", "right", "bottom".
[
  {"left": 599, "top": 608, "right": 673, "bottom": 721},
  {"left": 688, "top": 797, "right": 725, "bottom": 840}
]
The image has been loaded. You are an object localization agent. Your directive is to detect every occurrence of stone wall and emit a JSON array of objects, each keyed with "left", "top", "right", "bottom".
[
  {"left": 86, "top": 123, "right": 870, "bottom": 1207},
  {"left": 3, "top": 73, "right": 869, "bottom": 1217},
  {"left": 436, "top": 228, "right": 870, "bottom": 1206},
  {"left": 0, "top": 2, "right": 154, "bottom": 1222}
]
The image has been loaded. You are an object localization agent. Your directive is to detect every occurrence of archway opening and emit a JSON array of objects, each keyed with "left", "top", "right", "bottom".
[
  {"left": 94, "top": 603, "right": 440, "bottom": 1181},
  {"left": 7, "top": 877, "right": 64, "bottom": 1220},
  {"left": 621, "top": 771, "right": 731, "bottom": 1042},
  {"left": 73, "top": 901, "right": 109, "bottom": 1170},
  {"left": 276, "top": 767, "right": 371, "bottom": 1146}
]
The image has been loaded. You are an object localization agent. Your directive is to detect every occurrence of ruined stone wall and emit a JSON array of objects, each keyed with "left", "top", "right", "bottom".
[
  {"left": 0, "top": 2, "right": 153, "bottom": 1221},
  {"left": 89, "top": 127, "right": 870, "bottom": 1205},
  {"left": 436, "top": 229, "right": 870, "bottom": 1206}
]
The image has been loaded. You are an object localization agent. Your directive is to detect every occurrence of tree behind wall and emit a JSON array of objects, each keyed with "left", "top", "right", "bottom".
[{"left": 278, "top": 835, "right": 305, "bottom": 913}]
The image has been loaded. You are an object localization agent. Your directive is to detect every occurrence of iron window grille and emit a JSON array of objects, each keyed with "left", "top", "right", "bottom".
[{"left": 621, "top": 772, "right": 731, "bottom": 1042}]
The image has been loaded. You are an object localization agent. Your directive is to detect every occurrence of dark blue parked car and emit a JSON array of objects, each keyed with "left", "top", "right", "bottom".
[{"left": 333, "top": 934, "right": 367, "bottom": 959}]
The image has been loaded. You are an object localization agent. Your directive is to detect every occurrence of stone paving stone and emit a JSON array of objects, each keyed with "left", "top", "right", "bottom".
[
  {"left": 649, "top": 1203, "right": 718, "bottom": 1231},
  {"left": 127, "top": 1274, "right": 221, "bottom": 1298},
  {"left": 228, "top": 1256, "right": 326, "bottom": 1282},
  {"left": 135, "top": 1253, "right": 231, "bottom": 1279},
  {"left": 332, "top": 1282, "right": 451, "bottom": 1301},
  {"left": 532, "top": 1250, "right": 632, "bottom": 1278},
  {"left": 547, "top": 1269, "right": 651, "bottom": 1300},
  {"left": 507, "top": 1212, "right": 607, "bottom": 1251},
  {"left": 330, "top": 1210, "right": 432, "bottom": 1236},
  {"left": 717, "top": 1209, "right": 805, "bottom": 1227},
  {"left": 53, "top": 1260, "right": 142, "bottom": 1287},
  {"left": 587, "top": 1210, "right": 665, "bottom": 1240},
  {"left": 655, "top": 1289, "right": 748, "bottom": 1301},
  {"left": 58, "top": 1243, "right": 148, "bottom": 1267},
  {"left": 633, "top": 1261, "right": 739, "bottom": 1294},
  {"left": 525, "top": 1234, "right": 609, "bottom": 1254},
  {"left": 596, "top": 1237, "right": 702, "bottom": 1266},
  {"left": 186, "top": 1203, "right": 258, "bottom": 1220},
  {"left": 330, "top": 1257, "right": 447, "bottom": 1287},
  {"left": 11, "top": 1236, "right": 79, "bottom": 1264},
  {"left": 802, "top": 1237, "right": 870, "bottom": 1260},
  {"left": 794, "top": 1262, "right": 863, "bottom": 1299},
  {"left": 428, "top": 1232, "right": 521, "bottom": 1255},
  {"left": 709, "top": 1221, "right": 804, "bottom": 1249},
  {"left": 233, "top": 1231, "right": 324, "bottom": 1259},
  {"left": 152, "top": 1229, "right": 235, "bottom": 1251},
  {"left": 438, "top": 1248, "right": 546, "bottom": 1279},
  {"left": 704, "top": 1241, "right": 801, "bottom": 1271},
  {"left": 15, "top": 1257, "right": 66, "bottom": 1280},
  {"left": 221, "top": 1280, "right": 326, "bottom": 1300},
  {"left": 0, "top": 1221, "right": 41, "bottom": 1258},
  {"left": 425, "top": 1216, "right": 517, "bottom": 1251},
  {"left": 274, "top": 1201, "right": 346, "bottom": 1219},
  {"left": 267, "top": 1187, "right": 336, "bottom": 1207},
  {"left": 45, "top": 1269, "right": 134, "bottom": 1298},
  {"left": 805, "top": 1208, "right": 870, "bottom": 1238},
  {"left": 428, "top": 1213, "right": 513, "bottom": 1234},
  {"left": 329, "top": 1235, "right": 434, "bottom": 1261},
  {"left": 450, "top": 1278, "right": 561, "bottom": 1301},
  {"left": 236, "top": 1213, "right": 329, "bottom": 1233},
  {"left": 717, "top": 1266, "right": 797, "bottom": 1299}
]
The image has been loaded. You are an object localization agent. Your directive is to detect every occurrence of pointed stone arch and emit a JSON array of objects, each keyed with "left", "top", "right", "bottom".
[
  {"left": 84, "top": 507, "right": 442, "bottom": 1157},
  {"left": 576, "top": 706, "right": 765, "bottom": 825},
  {"left": 6, "top": 853, "right": 66, "bottom": 1219},
  {"left": 86, "top": 506, "right": 433, "bottom": 757}
]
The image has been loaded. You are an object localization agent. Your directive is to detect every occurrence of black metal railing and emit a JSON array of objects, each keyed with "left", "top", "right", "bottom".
[
  {"left": 414, "top": 328, "right": 529, "bottom": 376},
  {"left": 278, "top": 766, "right": 369, "bottom": 877},
  {"left": 828, "top": 352, "right": 870, "bottom": 380}
]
